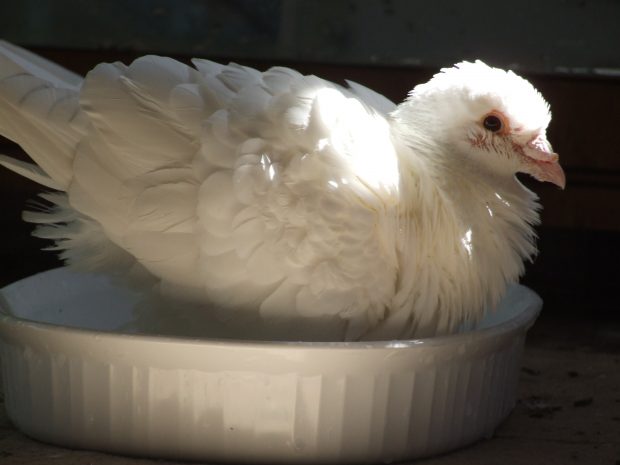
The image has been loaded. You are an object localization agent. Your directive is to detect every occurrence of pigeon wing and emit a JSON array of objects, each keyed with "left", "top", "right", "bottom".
[{"left": 0, "top": 48, "right": 402, "bottom": 339}]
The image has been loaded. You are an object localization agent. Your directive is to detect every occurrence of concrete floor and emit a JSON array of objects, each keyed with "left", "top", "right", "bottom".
[{"left": 0, "top": 317, "right": 619, "bottom": 465}]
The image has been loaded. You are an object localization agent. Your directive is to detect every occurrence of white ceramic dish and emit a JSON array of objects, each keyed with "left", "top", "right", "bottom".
[{"left": 0, "top": 267, "right": 541, "bottom": 463}]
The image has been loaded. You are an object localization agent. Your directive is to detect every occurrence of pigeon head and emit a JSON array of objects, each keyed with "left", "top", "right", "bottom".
[{"left": 397, "top": 60, "right": 565, "bottom": 189}]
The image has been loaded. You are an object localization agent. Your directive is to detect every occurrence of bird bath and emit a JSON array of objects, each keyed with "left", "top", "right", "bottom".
[{"left": 0, "top": 267, "right": 540, "bottom": 463}]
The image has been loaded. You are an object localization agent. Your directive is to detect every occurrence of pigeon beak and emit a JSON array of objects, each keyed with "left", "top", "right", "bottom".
[{"left": 520, "top": 135, "right": 566, "bottom": 189}]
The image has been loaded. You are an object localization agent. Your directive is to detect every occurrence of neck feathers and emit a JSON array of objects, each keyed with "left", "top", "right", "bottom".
[{"left": 390, "top": 131, "right": 540, "bottom": 338}]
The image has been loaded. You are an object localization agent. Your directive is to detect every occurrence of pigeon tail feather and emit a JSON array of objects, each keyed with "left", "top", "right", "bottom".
[{"left": 0, "top": 41, "right": 85, "bottom": 189}]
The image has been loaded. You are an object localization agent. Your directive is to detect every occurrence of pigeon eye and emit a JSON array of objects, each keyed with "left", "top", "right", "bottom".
[{"left": 483, "top": 115, "right": 503, "bottom": 132}]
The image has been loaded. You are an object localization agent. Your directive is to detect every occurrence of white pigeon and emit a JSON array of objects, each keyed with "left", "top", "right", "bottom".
[{"left": 0, "top": 41, "right": 564, "bottom": 341}]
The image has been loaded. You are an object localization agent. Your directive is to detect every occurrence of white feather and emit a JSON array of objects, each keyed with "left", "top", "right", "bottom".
[
  {"left": 0, "top": 154, "right": 62, "bottom": 190},
  {"left": 345, "top": 79, "right": 397, "bottom": 115},
  {"left": 0, "top": 43, "right": 554, "bottom": 341},
  {"left": 0, "top": 40, "right": 81, "bottom": 90}
]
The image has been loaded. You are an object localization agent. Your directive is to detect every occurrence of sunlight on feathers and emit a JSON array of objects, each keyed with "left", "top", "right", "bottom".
[{"left": 314, "top": 88, "right": 400, "bottom": 194}]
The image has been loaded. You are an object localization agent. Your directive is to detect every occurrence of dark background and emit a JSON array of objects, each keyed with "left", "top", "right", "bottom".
[{"left": 1, "top": 0, "right": 619, "bottom": 345}]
